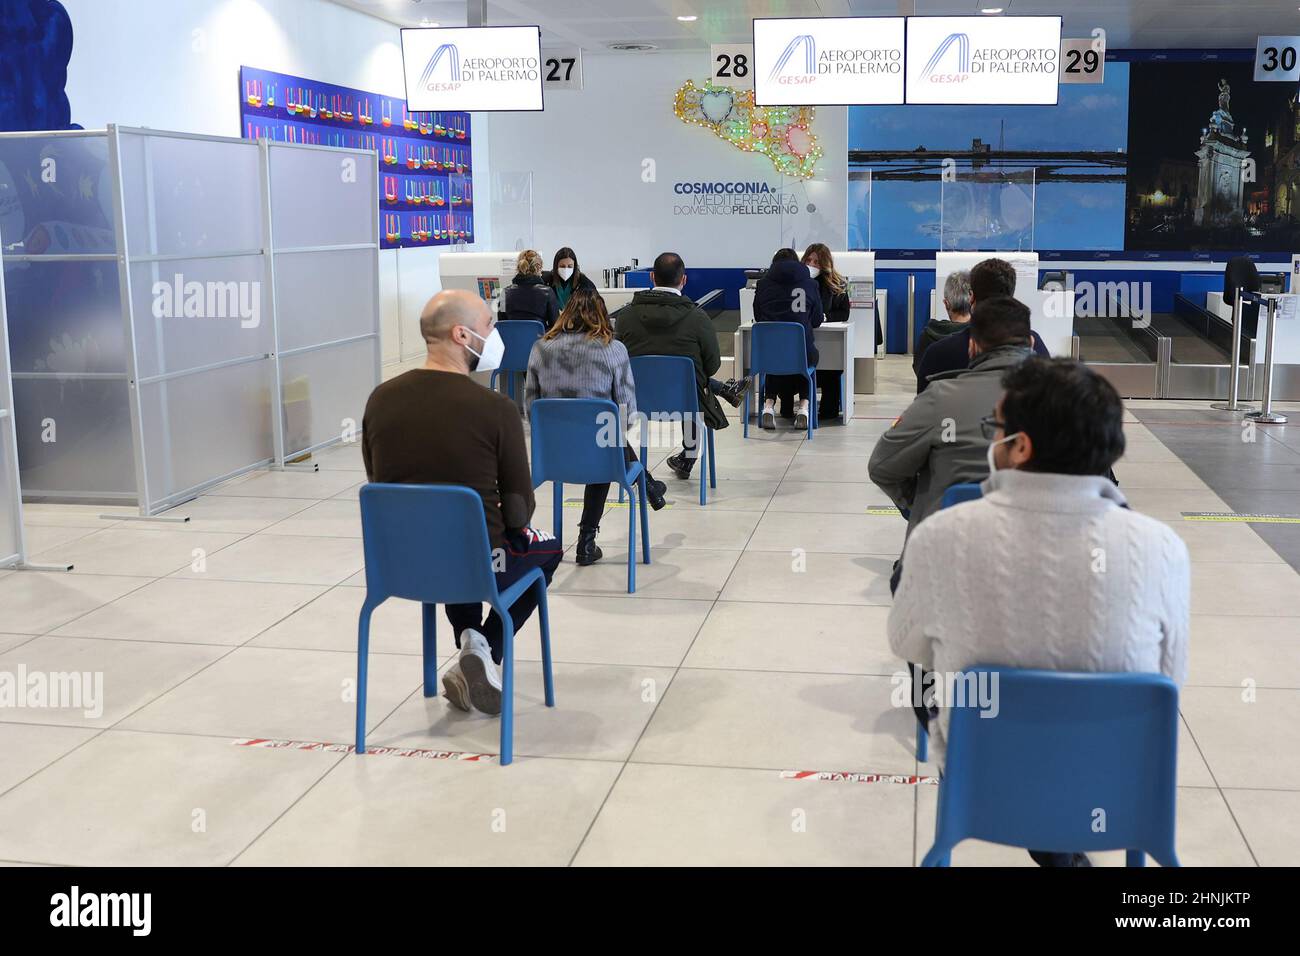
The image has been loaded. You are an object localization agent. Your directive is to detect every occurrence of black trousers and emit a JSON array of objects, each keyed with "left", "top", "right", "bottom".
[
  {"left": 446, "top": 538, "right": 562, "bottom": 664},
  {"left": 580, "top": 445, "right": 648, "bottom": 529},
  {"left": 817, "top": 369, "right": 842, "bottom": 415}
]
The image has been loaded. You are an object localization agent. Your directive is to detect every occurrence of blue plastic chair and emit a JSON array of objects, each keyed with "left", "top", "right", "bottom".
[
  {"left": 921, "top": 667, "right": 1181, "bottom": 867},
  {"left": 742, "top": 321, "right": 818, "bottom": 439},
  {"left": 530, "top": 398, "right": 650, "bottom": 593},
  {"left": 356, "top": 483, "right": 554, "bottom": 767},
  {"left": 629, "top": 355, "right": 717, "bottom": 506},
  {"left": 489, "top": 319, "right": 544, "bottom": 401},
  {"left": 940, "top": 482, "right": 984, "bottom": 509},
  {"left": 915, "top": 481, "right": 986, "bottom": 762}
]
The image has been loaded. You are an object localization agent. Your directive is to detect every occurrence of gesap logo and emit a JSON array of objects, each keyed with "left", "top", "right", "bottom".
[
  {"left": 419, "top": 42, "right": 463, "bottom": 92},
  {"left": 769, "top": 33, "right": 902, "bottom": 85},
  {"left": 50, "top": 886, "right": 151, "bottom": 937},
  {"left": 920, "top": 33, "right": 971, "bottom": 84}
]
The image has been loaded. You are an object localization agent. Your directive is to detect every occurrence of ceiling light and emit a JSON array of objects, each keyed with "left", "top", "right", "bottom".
[
  {"left": 420, "top": 19, "right": 439, "bottom": 27},
  {"left": 981, "top": 7, "right": 1004, "bottom": 12},
  {"left": 677, "top": 15, "right": 698, "bottom": 22}
]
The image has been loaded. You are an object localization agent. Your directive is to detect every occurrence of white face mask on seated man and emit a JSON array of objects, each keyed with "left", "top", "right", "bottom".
[{"left": 463, "top": 325, "right": 505, "bottom": 373}]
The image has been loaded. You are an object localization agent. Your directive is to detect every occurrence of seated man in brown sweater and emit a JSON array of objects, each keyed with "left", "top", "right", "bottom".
[{"left": 362, "top": 289, "right": 561, "bottom": 717}]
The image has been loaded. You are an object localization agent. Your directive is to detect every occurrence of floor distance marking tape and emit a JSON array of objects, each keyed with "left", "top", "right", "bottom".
[
  {"left": 1181, "top": 512, "right": 1300, "bottom": 524},
  {"left": 866, "top": 506, "right": 902, "bottom": 517},
  {"left": 781, "top": 770, "right": 939, "bottom": 785},
  {"left": 233, "top": 738, "right": 495, "bottom": 761}
]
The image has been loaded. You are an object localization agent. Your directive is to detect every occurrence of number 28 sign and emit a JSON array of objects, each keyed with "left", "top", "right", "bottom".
[{"left": 711, "top": 44, "right": 753, "bottom": 90}]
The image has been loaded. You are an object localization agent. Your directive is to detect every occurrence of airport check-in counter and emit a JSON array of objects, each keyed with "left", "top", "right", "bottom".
[{"left": 739, "top": 250, "right": 878, "bottom": 396}]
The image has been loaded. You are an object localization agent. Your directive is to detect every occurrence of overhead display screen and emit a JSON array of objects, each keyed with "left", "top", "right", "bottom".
[
  {"left": 402, "top": 26, "right": 544, "bottom": 112},
  {"left": 753, "top": 17, "right": 906, "bottom": 106},
  {"left": 905, "top": 16, "right": 1063, "bottom": 105}
]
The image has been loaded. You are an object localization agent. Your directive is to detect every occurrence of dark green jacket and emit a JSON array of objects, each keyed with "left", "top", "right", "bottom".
[
  {"left": 912, "top": 317, "right": 968, "bottom": 375},
  {"left": 614, "top": 289, "right": 727, "bottom": 430}
]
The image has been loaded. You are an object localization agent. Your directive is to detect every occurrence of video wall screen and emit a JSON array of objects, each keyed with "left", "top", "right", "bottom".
[
  {"left": 239, "top": 66, "right": 474, "bottom": 250},
  {"left": 848, "top": 63, "right": 1129, "bottom": 250},
  {"left": 1124, "top": 61, "right": 1300, "bottom": 252}
]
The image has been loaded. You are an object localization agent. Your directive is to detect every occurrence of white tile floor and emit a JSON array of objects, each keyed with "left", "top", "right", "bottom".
[{"left": 0, "top": 357, "right": 1295, "bottom": 866}]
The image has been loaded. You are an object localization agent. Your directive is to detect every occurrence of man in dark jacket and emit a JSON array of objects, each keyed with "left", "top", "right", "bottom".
[
  {"left": 913, "top": 269, "right": 973, "bottom": 376},
  {"left": 915, "top": 257, "right": 1048, "bottom": 393},
  {"left": 870, "top": 295, "right": 1035, "bottom": 536},
  {"left": 754, "top": 248, "right": 823, "bottom": 430},
  {"left": 615, "top": 252, "right": 731, "bottom": 480}
]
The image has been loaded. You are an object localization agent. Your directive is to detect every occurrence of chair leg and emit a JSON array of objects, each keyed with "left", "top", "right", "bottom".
[
  {"left": 552, "top": 481, "right": 562, "bottom": 547},
  {"left": 707, "top": 427, "right": 717, "bottom": 489},
  {"left": 355, "top": 600, "right": 375, "bottom": 754},
  {"left": 626, "top": 482, "right": 637, "bottom": 593},
  {"left": 919, "top": 844, "right": 952, "bottom": 867},
  {"left": 421, "top": 602, "right": 438, "bottom": 697},
  {"left": 917, "top": 722, "right": 928, "bottom": 762},
  {"left": 698, "top": 424, "right": 707, "bottom": 506},
  {"left": 639, "top": 470, "right": 650, "bottom": 564},
  {"left": 536, "top": 580, "right": 554, "bottom": 707},
  {"left": 743, "top": 389, "right": 749, "bottom": 438},
  {"left": 805, "top": 373, "right": 816, "bottom": 439},
  {"left": 499, "top": 616, "right": 514, "bottom": 766},
  {"left": 490, "top": 370, "right": 499, "bottom": 392},
  {"left": 1126, "top": 849, "right": 1146, "bottom": 867}
]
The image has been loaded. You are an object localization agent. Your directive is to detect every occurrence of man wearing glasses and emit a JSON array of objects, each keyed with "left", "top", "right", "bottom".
[{"left": 887, "top": 357, "right": 1189, "bottom": 865}]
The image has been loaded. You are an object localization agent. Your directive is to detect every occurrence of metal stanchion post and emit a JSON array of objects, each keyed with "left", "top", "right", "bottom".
[
  {"left": 1245, "top": 296, "right": 1289, "bottom": 425},
  {"left": 906, "top": 273, "right": 916, "bottom": 355},
  {"left": 1211, "top": 294, "right": 1254, "bottom": 412}
]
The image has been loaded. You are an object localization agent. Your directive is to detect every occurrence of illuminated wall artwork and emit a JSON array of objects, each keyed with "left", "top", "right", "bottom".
[
  {"left": 239, "top": 66, "right": 473, "bottom": 250},
  {"left": 674, "top": 79, "right": 823, "bottom": 180}
]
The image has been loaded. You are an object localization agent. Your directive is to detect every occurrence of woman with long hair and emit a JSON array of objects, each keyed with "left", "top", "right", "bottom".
[
  {"left": 526, "top": 288, "right": 666, "bottom": 566},
  {"left": 544, "top": 246, "right": 597, "bottom": 312},
  {"left": 802, "top": 243, "right": 852, "bottom": 422}
]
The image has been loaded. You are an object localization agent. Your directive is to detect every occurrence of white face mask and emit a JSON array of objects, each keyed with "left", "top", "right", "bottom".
[
  {"left": 464, "top": 326, "right": 505, "bottom": 373},
  {"left": 557, "top": 266, "right": 575, "bottom": 282},
  {"left": 805, "top": 265, "right": 820, "bottom": 279},
  {"left": 985, "top": 431, "right": 1023, "bottom": 480}
]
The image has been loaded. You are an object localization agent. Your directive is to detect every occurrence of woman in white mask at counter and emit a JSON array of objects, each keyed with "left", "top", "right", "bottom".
[{"left": 545, "top": 246, "right": 598, "bottom": 313}]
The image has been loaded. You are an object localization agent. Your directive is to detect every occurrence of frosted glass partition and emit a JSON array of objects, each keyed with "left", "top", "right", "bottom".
[
  {"left": 115, "top": 127, "right": 276, "bottom": 513},
  {"left": 0, "top": 130, "right": 137, "bottom": 502},
  {"left": 491, "top": 171, "right": 534, "bottom": 251},
  {"left": 267, "top": 141, "right": 379, "bottom": 461},
  {"left": 0, "top": 231, "right": 24, "bottom": 568},
  {"left": 940, "top": 169, "right": 1037, "bottom": 252}
]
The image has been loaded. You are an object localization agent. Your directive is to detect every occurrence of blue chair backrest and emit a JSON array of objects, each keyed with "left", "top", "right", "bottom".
[
  {"left": 942, "top": 667, "right": 1179, "bottom": 855},
  {"left": 359, "top": 483, "right": 499, "bottom": 604},
  {"left": 940, "top": 482, "right": 983, "bottom": 509},
  {"left": 530, "top": 398, "right": 629, "bottom": 486},
  {"left": 497, "top": 320, "right": 544, "bottom": 373},
  {"left": 751, "top": 321, "right": 809, "bottom": 375},
  {"left": 629, "top": 355, "right": 700, "bottom": 418}
]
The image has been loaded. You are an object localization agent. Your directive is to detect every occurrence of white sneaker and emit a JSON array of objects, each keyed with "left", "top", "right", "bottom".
[
  {"left": 761, "top": 406, "right": 776, "bottom": 430},
  {"left": 794, "top": 401, "right": 809, "bottom": 430},
  {"left": 458, "top": 629, "right": 503, "bottom": 716},
  {"left": 442, "top": 662, "right": 471, "bottom": 712}
]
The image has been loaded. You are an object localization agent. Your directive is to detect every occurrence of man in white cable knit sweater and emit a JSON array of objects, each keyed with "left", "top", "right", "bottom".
[{"left": 888, "top": 357, "right": 1190, "bottom": 866}]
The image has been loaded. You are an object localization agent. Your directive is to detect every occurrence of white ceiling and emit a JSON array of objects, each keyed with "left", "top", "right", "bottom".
[{"left": 325, "top": 0, "right": 1300, "bottom": 52}]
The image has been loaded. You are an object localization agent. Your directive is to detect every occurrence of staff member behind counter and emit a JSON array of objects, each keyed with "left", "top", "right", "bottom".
[{"left": 544, "top": 246, "right": 597, "bottom": 312}]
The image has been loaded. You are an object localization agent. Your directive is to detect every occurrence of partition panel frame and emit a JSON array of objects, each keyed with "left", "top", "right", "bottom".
[
  {"left": 110, "top": 124, "right": 278, "bottom": 516},
  {"left": 264, "top": 139, "right": 381, "bottom": 464},
  {"left": 0, "top": 227, "right": 26, "bottom": 568}
]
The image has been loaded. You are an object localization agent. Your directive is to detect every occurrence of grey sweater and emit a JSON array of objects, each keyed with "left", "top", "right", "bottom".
[
  {"left": 889, "top": 469, "right": 1190, "bottom": 765},
  {"left": 525, "top": 332, "right": 638, "bottom": 424}
]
